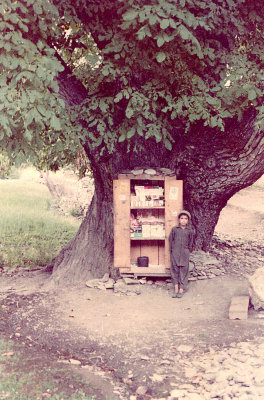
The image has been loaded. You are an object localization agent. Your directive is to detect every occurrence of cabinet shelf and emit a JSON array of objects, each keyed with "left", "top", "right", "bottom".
[
  {"left": 130, "top": 206, "right": 165, "bottom": 210},
  {"left": 131, "top": 237, "right": 165, "bottom": 241}
]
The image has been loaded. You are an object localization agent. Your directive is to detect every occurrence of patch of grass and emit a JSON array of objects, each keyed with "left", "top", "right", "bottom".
[
  {"left": 70, "top": 205, "right": 85, "bottom": 218},
  {"left": 197, "top": 333, "right": 210, "bottom": 341},
  {"left": 0, "top": 181, "right": 80, "bottom": 270},
  {"left": 0, "top": 338, "right": 98, "bottom": 399}
]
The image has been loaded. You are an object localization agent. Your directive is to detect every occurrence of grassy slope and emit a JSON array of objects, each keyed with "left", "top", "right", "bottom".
[{"left": 0, "top": 180, "right": 80, "bottom": 270}]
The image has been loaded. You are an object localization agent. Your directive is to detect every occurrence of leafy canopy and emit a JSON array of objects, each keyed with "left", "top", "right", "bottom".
[{"left": 1, "top": 0, "right": 264, "bottom": 163}]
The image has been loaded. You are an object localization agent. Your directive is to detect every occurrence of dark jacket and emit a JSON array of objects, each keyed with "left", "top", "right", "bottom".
[{"left": 169, "top": 225, "right": 194, "bottom": 267}]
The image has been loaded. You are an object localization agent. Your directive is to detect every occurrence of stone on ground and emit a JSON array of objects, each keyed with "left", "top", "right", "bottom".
[
  {"left": 229, "top": 296, "right": 249, "bottom": 320},
  {"left": 248, "top": 267, "right": 264, "bottom": 310}
]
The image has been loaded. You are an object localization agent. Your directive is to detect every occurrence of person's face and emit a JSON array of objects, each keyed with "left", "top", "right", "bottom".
[{"left": 179, "top": 215, "right": 189, "bottom": 227}]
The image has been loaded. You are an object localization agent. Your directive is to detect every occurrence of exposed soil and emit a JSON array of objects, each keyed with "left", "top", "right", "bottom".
[{"left": 0, "top": 173, "right": 263, "bottom": 399}]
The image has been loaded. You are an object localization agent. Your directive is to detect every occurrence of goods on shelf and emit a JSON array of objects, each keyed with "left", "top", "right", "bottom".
[
  {"left": 130, "top": 210, "right": 165, "bottom": 238},
  {"left": 130, "top": 184, "right": 164, "bottom": 208}
]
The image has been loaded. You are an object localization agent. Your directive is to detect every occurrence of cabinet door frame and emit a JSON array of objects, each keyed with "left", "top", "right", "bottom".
[{"left": 113, "top": 178, "right": 131, "bottom": 269}]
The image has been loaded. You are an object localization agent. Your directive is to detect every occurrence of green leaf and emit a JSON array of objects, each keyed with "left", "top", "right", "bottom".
[
  {"left": 207, "top": 96, "right": 219, "bottom": 106},
  {"left": 156, "top": 52, "right": 166, "bottom": 63},
  {"left": 178, "top": 25, "right": 190, "bottom": 40},
  {"left": 164, "top": 139, "right": 172, "bottom": 150},
  {"left": 154, "top": 131, "right": 162, "bottom": 142},
  {"left": 137, "top": 27, "right": 146, "bottom": 40},
  {"left": 210, "top": 116, "right": 218, "bottom": 128},
  {"left": 114, "top": 92, "right": 123, "bottom": 103},
  {"left": 118, "top": 134, "right": 126, "bottom": 142},
  {"left": 157, "top": 35, "right": 165, "bottom": 47},
  {"left": 127, "top": 127, "right": 136, "bottom": 138},
  {"left": 50, "top": 115, "right": 61, "bottom": 130},
  {"left": 160, "top": 19, "right": 170, "bottom": 29},
  {"left": 123, "top": 9, "right": 138, "bottom": 21},
  {"left": 99, "top": 99, "right": 108, "bottom": 113},
  {"left": 33, "top": 2, "right": 42, "bottom": 15},
  {"left": 126, "top": 107, "right": 134, "bottom": 118},
  {"left": 24, "top": 130, "right": 32, "bottom": 141},
  {"left": 248, "top": 89, "right": 256, "bottom": 101},
  {"left": 149, "top": 15, "right": 157, "bottom": 25}
]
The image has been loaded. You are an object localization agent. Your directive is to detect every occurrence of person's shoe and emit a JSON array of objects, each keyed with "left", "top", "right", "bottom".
[
  {"left": 176, "top": 292, "right": 183, "bottom": 298},
  {"left": 172, "top": 292, "right": 178, "bottom": 298}
]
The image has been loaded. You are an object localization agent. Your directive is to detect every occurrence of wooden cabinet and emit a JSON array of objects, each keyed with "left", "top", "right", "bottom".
[{"left": 113, "top": 173, "right": 183, "bottom": 276}]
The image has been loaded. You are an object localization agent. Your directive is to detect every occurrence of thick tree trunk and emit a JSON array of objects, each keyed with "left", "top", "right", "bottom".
[{"left": 50, "top": 118, "right": 264, "bottom": 284}]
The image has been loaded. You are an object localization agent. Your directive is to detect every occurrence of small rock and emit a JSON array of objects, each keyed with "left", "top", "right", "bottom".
[
  {"left": 85, "top": 279, "right": 100, "bottom": 288},
  {"left": 105, "top": 279, "right": 115, "bottom": 289},
  {"left": 169, "top": 389, "right": 185, "bottom": 399},
  {"left": 131, "top": 169, "right": 144, "bottom": 175},
  {"left": 177, "top": 344, "right": 193, "bottom": 353},
  {"left": 101, "top": 273, "right": 109, "bottom": 283},
  {"left": 2, "top": 352, "right": 14, "bottom": 357},
  {"left": 97, "top": 283, "right": 107, "bottom": 290},
  {"left": 144, "top": 168, "right": 156, "bottom": 175},
  {"left": 160, "top": 359, "right": 171, "bottom": 365},
  {"left": 136, "top": 385, "right": 148, "bottom": 395},
  {"left": 150, "top": 374, "right": 165, "bottom": 382},
  {"left": 114, "top": 280, "right": 127, "bottom": 294},
  {"left": 123, "top": 277, "right": 138, "bottom": 285},
  {"left": 69, "top": 359, "right": 81, "bottom": 365},
  {"left": 248, "top": 267, "right": 264, "bottom": 310},
  {"left": 185, "top": 367, "right": 198, "bottom": 378},
  {"left": 186, "top": 394, "right": 203, "bottom": 400},
  {"left": 141, "top": 355, "right": 150, "bottom": 360}
]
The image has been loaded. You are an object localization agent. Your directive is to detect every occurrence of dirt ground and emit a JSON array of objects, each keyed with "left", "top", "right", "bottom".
[{"left": 0, "top": 174, "right": 264, "bottom": 399}]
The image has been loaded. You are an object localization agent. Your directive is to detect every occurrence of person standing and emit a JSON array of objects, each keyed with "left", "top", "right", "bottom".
[{"left": 169, "top": 210, "right": 194, "bottom": 298}]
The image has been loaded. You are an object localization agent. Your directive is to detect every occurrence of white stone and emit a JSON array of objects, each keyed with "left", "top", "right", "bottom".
[
  {"left": 144, "top": 168, "right": 156, "bottom": 175},
  {"left": 69, "top": 359, "right": 81, "bottom": 365},
  {"left": 160, "top": 359, "right": 171, "bottom": 365},
  {"left": 85, "top": 279, "right": 100, "bottom": 288},
  {"left": 150, "top": 374, "right": 165, "bottom": 382},
  {"left": 123, "top": 277, "right": 138, "bottom": 285},
  {"left": 254, "top": 366, "right": 264, "bottom": 384},
  {"left": 169, "top": 389, "right": 186, "bottom": 398},
  {"left": 100, "top": 273, "right": 109, "bottom": 282},
  {"left": 141, "top": 355, "right": 150, "bottom": 360},
  {"left": 185, "top": 367, "right": 198, "bottom": 378},
  {"left": 136, "top": 385, "right": 148, "bottom": 395},
  {"left": 248, "top": 267, "right": 264, "bottom": 310},
  {"left": 187, "top": 394, "right": 204, "bottom": 400},
  {"left": 131, "top": 169, "right": 143, "bottom": 175},
  {"left": 105, "top": 279, "right": 115, "bottom": 289},
  {"left": 177, "top": 344, "right": 193, "bottom": 353}
]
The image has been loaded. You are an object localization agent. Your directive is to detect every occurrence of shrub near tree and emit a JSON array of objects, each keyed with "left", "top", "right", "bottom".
[{"left": 1, "top": 0, "right": 264, "bottom": 283}]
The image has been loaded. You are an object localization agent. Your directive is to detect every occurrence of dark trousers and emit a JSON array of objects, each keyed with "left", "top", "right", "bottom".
[{"left": 171, "top": 264, "right": 189, "bottom": 290}]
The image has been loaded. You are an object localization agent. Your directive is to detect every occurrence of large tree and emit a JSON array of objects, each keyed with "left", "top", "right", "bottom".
[{"left": 1, "top": 0, "right": 264, "bottom": 284}]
